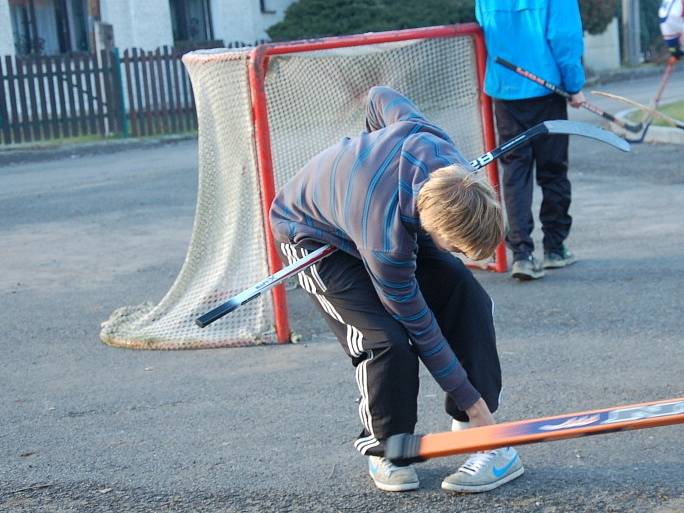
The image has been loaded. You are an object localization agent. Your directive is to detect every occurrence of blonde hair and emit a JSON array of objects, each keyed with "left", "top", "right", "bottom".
[{"left": 416, "top": 164, "right": 503, "bottom": 261}]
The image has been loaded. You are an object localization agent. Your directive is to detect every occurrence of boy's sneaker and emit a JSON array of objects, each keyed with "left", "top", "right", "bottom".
[
  {"left": 511, "top": 255, "right": 545, "bottom": 280},
  {"left": 368, "top": 456, "right": 419, "bottom": 492},
  {"left": 441, "top": 447, "right": 524, "bottom": 493},
  {"left": 543, "top": 246, "right": 577, "bottom": 269}
]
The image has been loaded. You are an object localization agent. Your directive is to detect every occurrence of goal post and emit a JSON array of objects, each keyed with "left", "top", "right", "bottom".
[{"left": 100, "top": 23, "right": 506, "bottom": 350}]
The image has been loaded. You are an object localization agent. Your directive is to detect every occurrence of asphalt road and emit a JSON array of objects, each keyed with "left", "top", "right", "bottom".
[{"left": 1, "top": 71, "right": 683, "bottom": 513}]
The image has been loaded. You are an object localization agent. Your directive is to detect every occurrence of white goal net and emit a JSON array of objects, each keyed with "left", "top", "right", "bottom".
[{"left": 100, "top": 25, "right": 496, "bottom": 349}]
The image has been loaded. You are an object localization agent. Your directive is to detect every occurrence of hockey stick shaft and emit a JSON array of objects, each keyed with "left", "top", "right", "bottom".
[
  {"left": 385, "top": 397, "right": 684, "bottom": 464},
  {"left": 495, "top": 57, "right": 643, "bottom": 133},
  {"left": 195, "top": 244, "right": 337, "bottom": 328},
  {"left": 195, "top": 120, "right": 627, "bottom": 328}
]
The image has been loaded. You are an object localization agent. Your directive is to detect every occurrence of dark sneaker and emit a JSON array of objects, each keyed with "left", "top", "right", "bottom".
[
  {"left": 543, "top": 247, "right": 577, "bottom": 269},
  {"left": 511, "top": 255, "right": 545, "bottom": 280}
]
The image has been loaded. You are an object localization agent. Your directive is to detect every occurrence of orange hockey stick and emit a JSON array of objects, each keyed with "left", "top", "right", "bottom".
[{"left": 385, "top": 397, "right": 684, "bottom": 464}]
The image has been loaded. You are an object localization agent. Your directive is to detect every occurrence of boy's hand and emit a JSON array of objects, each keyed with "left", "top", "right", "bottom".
[
  {"left": 465, "top": 398, "right": 496, "bottom": 428},
  {"left": 569, "top": 91, "right": 586, "bottom": 108}
]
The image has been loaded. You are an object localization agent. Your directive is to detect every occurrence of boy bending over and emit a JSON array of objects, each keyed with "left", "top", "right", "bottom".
[{"left": 270, "top": 86, "right": 523, "bottom": 493}]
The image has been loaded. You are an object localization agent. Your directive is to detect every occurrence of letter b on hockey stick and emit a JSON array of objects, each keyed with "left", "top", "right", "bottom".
[{"left": 470, "top": 152, "right": 494, "bottom": 169}]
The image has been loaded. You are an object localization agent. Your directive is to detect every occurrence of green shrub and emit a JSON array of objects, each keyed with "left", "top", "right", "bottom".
[
  {"left": 268, "top": 0, "right": 653, "bottom": 57},
  {"left": 579, "top": 0, "right": 619, "bottom": 35},
  {"left": 267, "top": 0, "right": 475, "bottom": 42},
  {"left": 638, "top": 0, "right": 666, "bottom": 60}
]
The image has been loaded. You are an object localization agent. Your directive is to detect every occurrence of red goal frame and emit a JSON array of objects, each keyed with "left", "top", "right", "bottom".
[{"left": 246, "top": 24, "right": 506, "bottom": 343}]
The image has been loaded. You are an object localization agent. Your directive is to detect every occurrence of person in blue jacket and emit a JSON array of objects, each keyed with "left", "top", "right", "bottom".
[{"left": 476, "top": 0, "right": 587, "bottom": 280}]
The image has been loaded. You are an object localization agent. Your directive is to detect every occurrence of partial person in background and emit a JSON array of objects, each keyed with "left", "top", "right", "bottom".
[
  {"left": 659, "top": 0, "right": 684, "bottom": 60},
  {"left": 476, "top": 0, "right": 586, "bottom": 280}
]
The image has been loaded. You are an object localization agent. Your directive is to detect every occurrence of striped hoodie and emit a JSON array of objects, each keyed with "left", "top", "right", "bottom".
[{"left": 269, "top": 86, "right": 480, "bottom": 411}]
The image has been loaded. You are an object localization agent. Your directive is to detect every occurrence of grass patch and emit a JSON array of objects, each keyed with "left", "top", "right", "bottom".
[{"left": 626, "top": 100, "right": 684, "bottom": 126}]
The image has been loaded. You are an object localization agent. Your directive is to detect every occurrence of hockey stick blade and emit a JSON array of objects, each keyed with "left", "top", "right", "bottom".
[
  {"left": 541, "top": 120, "right": 630, "bottom": 152},
  {"left": 469, "top": 120, "right": 629, "bottom": 169},
  {"left": 385, "top": 397, "right": 684, "bottom": 464}
]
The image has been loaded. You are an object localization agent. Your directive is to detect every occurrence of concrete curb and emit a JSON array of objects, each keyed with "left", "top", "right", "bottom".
[
  {"left": 610, "top": 108, "right": 684, "bottom": 145},
  {"left": 587, "top": 63, "right": 682, "bottom": 87},
  {"left": 0, "top": 133, "right": 197, "bottom": 166}
]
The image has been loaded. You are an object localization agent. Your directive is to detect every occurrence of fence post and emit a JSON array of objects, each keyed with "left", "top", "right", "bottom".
[
  {"left": 0, "top": 58, "right": 10, "bottom": 143},
  {"left": 112, "top": 48, "right": 129, "bottom": 138}
]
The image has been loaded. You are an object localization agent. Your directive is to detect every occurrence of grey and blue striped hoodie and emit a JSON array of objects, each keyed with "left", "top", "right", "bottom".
[{"left": 270, "top": 86, "right": 481, "bottom": 411}]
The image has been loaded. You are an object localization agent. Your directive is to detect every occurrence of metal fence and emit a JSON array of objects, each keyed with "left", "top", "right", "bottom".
[{"left": 0, "top": 41, "right": 267, "bottom": 145}]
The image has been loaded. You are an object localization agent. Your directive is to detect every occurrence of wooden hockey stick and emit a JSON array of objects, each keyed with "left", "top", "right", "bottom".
[
  {"left": 590, "top": 90, "right": 684, "bottom": 130},
  {"left": 621, "top": 57, "right": 680, "bottom": 143},
  {"left": 385, "top": 397, "right": 684, "bottom": 464}
]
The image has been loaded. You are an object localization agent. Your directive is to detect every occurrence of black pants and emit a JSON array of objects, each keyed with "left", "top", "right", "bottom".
[
  {"left": 494, "top": 94, "right": 572, "bottom": 260},
  {"left": 279, "top": 238, "right": 502, "bottom": 457}
]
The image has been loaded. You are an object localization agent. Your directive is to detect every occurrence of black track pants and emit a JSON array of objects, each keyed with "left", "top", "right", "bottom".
[
  {"left": 279, "top": 239, "right": 502, "bottom": 457},
  {"left": 494, "top": 94, "right": 572, "bottom": 260}
]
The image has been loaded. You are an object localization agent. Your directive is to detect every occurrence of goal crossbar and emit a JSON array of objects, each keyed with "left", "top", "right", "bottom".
[
  {"left": 248, "top": 25, "right": 504, "bottom": 343},
  {"left": 100, "top": 24, "right": 505, "bottom": 350}
]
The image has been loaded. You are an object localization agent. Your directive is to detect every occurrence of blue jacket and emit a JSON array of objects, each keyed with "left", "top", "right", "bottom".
[{"left": 476, "top": 0, "right": 586, "bottom": 99}]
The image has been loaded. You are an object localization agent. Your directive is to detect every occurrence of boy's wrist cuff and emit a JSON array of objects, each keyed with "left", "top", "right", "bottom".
[{"left": 447, "top": 381, "right": 481, "bottom": 412}]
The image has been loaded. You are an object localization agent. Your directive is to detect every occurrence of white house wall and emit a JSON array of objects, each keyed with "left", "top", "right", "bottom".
[
  {"left": 584, "top": 17, "right": 621, "bottom": 72},
  {"left": 210, "top": 0, "right": 291, "bottom": 44},
  {"left": 100, "top": 0, "right": 173, "bottom": 51},
  {"left": 253, "top": 0, "right": 293, "bottom": 39},
  {"left": 0, "top": 0, "right": 14, "bottom": 56},
  {"left": 0, "top": 0, "right": 622, "bottom": 74}
]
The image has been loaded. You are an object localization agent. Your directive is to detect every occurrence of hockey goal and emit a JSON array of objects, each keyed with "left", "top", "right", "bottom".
[{"left": 100, "top": 24, "right": 505, "bottom": 350}]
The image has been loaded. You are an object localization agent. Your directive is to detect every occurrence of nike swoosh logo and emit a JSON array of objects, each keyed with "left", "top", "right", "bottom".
[{"left": 492, "top": 454, "right": 518, "bottom": 478}]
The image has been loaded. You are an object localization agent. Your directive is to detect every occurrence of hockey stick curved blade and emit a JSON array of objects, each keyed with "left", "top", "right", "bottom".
[
  {"left": 386, "top": 397, "right": 684, "bottom": 464},
  {"left": 591, "top": 90, "right": 684, "bottom": 130},
  {"left": 542, "top": 120, "right": 630, "bottom": 152}
]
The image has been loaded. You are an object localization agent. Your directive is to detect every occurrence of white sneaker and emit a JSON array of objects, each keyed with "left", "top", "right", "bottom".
[
  {"left": 368, "top": 456, "right": 419, "bottom": 492},
  {"left": 441, "top": 447, "right": 524, "bottom": 493}
]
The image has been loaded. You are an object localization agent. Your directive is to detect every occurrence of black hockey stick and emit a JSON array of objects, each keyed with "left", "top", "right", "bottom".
[
  {"left": 495, "top": 56, "right": 644, "bottom": 133},
  {"left": 195, "top": 244, "right": 337, "bottom": 328},
  {"left": 195, "top": 120, "right": 629, "bottom": 328}
]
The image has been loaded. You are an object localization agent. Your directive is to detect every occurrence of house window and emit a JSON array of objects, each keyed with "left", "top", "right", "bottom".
[
  {"left": 260, "top": 0, "right": 275, "bottom": 14},
  {"left": 10, "top": 0, "right": 89, "bottom": 55},
  {"left": 169, "top": 0, "right": 214, "bottom": 45}
]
